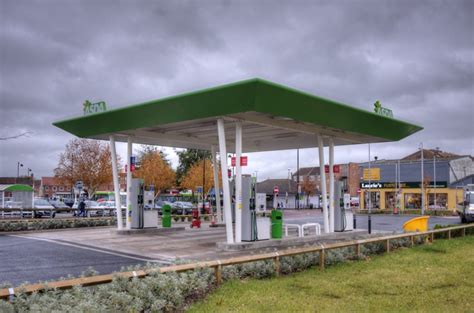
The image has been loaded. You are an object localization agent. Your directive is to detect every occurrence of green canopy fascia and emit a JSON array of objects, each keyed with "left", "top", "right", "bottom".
[
  {"left": 53, "top": 78, "right": 422, "bottom": 150},
  {"left": 0, "top": 184, "right": 34, "bottom": 192}
]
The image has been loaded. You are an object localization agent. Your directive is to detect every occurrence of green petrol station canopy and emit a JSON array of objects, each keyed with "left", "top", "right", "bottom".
[
  {"left": 0, "top": 184, "right": 34, "bottom": 192},
  {"left": 53, "top": 78, "right": 422, "bottom": 152}
]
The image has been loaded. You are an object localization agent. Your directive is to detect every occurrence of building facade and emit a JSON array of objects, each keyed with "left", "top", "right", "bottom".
[
  {"left": 358, "top": 150, "right": 473, "bottom": 211},
  {"left": 292, "top": 163, "right": 360, "bottom": 197}
]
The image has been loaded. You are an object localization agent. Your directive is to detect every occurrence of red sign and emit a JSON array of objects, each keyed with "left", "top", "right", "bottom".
[
  {"left": 273, "top": 186, "right": 279, "bottom": 194},
  {"left": 231, "top": 156, "right": 248, "bottom": 167},
  {"left": 324, "top": 165, "right": 340, "bottom": 173},
  {"left": 228, "top": 169, "right": 232, "bottom": 178},
  {"left": 125, "top": 164, "right": 135, "bottom": 173}
]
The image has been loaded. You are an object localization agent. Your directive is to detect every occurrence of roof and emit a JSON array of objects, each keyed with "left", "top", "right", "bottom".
[
  {"left": 292, "top": 166, "right": 320, "bottom": 177},
  {"left": 402, "top": 149, "right": 462, "bottom": 161},
  {"left": 53, "top": 78, "right": 422, "bottom": 153},
  {"left": 41, "top": 177, "right": 61, "bottom": 186},
  {"left": 0, "top": 184, "right": 34, "bottom": 192},
  {"left": 450, "top": 174, "right": 474, "bottom": 188},
  {"left": 257, "top": 179, "right": 298, "bottom": 194}
]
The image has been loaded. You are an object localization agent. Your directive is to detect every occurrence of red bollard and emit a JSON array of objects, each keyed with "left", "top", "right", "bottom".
[{"left": 191, "top": 208, "right": 201, "bottom": 228}]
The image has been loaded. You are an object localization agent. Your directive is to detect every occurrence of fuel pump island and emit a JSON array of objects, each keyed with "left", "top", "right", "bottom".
[{"left": 53, "top": 78, "right": 422, "bottom": 245}]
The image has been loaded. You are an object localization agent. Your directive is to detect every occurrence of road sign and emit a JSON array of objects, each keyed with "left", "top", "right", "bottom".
[
  {"left": 75, "top": 181, "right": 83, "bottom": 190},
  {"left": 196, "top": 186, "right": 203, "bottom": 194},
  {"left": 273, "top": 186, "right": 279, "bottom": 194}
]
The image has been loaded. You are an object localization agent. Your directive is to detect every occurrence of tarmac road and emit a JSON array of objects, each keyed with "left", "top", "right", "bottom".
[
  {"left": 283, "top": 210, "right": 461, "bottom": 232},
  {"left": 0, "top": 235, "right": 155, "bottom": 287}
]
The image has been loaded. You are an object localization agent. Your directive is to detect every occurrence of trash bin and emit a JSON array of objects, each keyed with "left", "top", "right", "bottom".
[
  {"left": 162, "top": 204, "right": 172, "bottom": 228},
  {"left": 271, "top": 210, "right": 283, "bottom": 239}
]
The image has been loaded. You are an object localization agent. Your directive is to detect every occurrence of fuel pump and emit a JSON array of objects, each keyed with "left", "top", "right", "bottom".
[
  {"left": 334, "top": 181, "right": 354, "bottom": 232},
  {"left": 131, "top": 179, "right": 157, "bottom": 229},
  {"left": 242, "top": 175, "right": 270, "bottom": 241},
  {"left": 131, "top": 178, "right": 144, "bottom": 229}
]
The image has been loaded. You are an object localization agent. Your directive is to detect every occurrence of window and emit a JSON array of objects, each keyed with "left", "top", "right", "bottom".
[
  {"left": 59, "top": 186, "right": 64, "bottom": 191},
  {"left": 45, "top": 186, "right": 49, "bottom": 191},
  {"left": 428, "top": 193, "right": 447, "bottom": 209},
  {"left": 404, "top": 193, "right": 421, "bottom": 209},
  {"left": 52, "top": 186, "right": 57, "bottom": 191},
  {"left": 364, "top": 191, "right": 380, "bottom": 210}
]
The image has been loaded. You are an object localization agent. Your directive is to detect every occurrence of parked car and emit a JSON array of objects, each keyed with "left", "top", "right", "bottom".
[
  {"left": 33, "top": 199, "right": 56, "bottom": 218},
  {"left": 174, "top": 201, "right": 194, "bottom": 215},
  {"left": 48, "top": 199, "right": 70, "bottom": 210}
]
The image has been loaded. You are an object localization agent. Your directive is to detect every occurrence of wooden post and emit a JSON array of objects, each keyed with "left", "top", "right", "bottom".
[
  {"left": 274, "top": 255, "right": 281, "bottom": 276},
  {"left": 430, "top": 232, "right": 434, "bottom": 243},
  {"left": 355, "top": 244, "right": 361, "bottom": 258},
  {"left": 385, "top": 239, "right": 390, "bottom": 253},
  {"left": 319, "top": 249, "right": 325, "bottom": 271},
  {"left": 462, "top": 228, "right": 466, "bottom": 237},
  {"left": 410, "top": 235, "right": 414, "bottom": 247},
  {"left": 447, "top": 230, "right": 451, "bottom": 240},
  {"left": 214, "top": 264, "right": 222, "bottom": 285}
]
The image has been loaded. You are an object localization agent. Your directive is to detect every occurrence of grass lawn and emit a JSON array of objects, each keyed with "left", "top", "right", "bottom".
[{"left": 189, "top": 236, "right": 474, "bottom": 312}]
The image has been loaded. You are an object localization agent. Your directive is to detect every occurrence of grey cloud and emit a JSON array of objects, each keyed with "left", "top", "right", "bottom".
[{"left": 0, "top": 0, "right": 472, "bottom": 179}]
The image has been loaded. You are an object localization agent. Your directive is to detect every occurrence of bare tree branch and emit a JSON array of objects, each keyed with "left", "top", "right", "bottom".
[{"left": 0, "top": 131, "right": 32, "bottom": 141}]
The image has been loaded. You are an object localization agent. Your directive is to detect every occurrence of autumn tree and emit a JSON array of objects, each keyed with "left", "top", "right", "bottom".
[
  {"left": 134, "top": 148, "right": 175, "bottom": 195},
  {"left": 180, "top": 159, "right": 221, "bottom": 195},
  {"left": 176, "top": 149, "right": 211, "bottom": 185},
  {"left": 301, "top": 176, "right": 317, "bottom": 207},
  {"left": 54, "top": 138, "right": 117, "bottom": 198}
]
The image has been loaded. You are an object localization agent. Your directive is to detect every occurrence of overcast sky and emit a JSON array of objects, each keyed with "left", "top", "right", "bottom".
[{"left": 1, "top": 0, "right": 473, "bottom": 181}]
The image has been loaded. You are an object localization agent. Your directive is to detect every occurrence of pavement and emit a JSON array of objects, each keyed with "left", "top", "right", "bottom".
[{"left": 0, "top": 210, "right": 461, "bottom": 287}]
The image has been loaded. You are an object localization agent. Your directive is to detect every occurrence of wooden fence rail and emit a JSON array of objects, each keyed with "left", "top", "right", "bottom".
[{"left": 1, "top": 224, "right": 472, "bottom": 300}]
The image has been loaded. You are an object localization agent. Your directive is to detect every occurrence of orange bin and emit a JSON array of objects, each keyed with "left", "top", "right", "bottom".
[{"left": 403, "top": 216, "right": 430, "bottom": 232}]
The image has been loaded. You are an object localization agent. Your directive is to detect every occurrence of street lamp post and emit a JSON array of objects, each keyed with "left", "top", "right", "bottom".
[
  {"left": 17, "top": 162, "right": 23, "bottom": 179},
  {"left": 368, "top": 143, "right": 372, "bottom": 234},
  {"left": 420, "top": 143, "right": 425, "bottom": 215}
]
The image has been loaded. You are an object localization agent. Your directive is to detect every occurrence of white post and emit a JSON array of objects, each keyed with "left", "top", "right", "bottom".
[
  {"left": 329, "top": 138, "right": 335, "bottom": 232},
  {"left": 234, "top": 122, "right": 243, "bottom": 243},
  {"left": 211, "top": 145, "right": 222, "bottom": 222},
  {"left": 317, "top": 134, "right": 329, "bottom": 233},
  {"left": 217, "top": 119, "right": 234, "bottom": 244},
  {"left": 126, "top": 137, "right": 132, "bottom": 229},
  {"left": 434, "top": 155, "right": 437, "bottom": 209},
  {"left": 109, "top": 135, "right": 123, "bottom": 230},
  {"left": 2, "top": 191, "right": 4, "bottom": 208}
]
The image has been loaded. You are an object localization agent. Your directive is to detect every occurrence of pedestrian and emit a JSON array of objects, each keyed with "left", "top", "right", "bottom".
[{"left": 78, "top": 198, "right": 86, "bottom": 217}]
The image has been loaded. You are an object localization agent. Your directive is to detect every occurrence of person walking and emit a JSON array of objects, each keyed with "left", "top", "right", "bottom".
[{"left": 78, "top": 198, "right": 86, "bottom": 217}]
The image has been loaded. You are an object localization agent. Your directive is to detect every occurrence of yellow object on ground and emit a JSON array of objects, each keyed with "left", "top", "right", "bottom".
[{"left": 403, "top": 216, "right": 430, "bottom": 232}]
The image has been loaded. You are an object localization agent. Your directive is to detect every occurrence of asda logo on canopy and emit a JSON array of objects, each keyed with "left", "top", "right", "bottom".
[{"left": 83, "top": 100, "right": 107, "bottom": 115}]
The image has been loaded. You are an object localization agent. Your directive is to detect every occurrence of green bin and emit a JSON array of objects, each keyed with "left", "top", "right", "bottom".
[
  {"left": 162, "top": 204, "right": 172, "bottom": 228},
  {"left": 271, "top": 210, "right": 283, "bottom": 239}
]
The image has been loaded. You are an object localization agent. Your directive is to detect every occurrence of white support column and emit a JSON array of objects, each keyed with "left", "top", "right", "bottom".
[
  {"left": 318, "top": 134, "right": 329, "bottom": 234},
  {"left": 329, "top": 138, "right": 335, "bottom": 233},
  {"left": 109, "top": 135, "right": 123, "bottom": 230},
  {"left": 126, "top": 137, "right": 132, "bottom": 230},
  {"left": 211, "top": 145, "right": 222, "bottom": 222},
  {"left": 235, "top": 122, "right": 242, "bottom": 243},
  {"left": 217, "top": 119, "right": 234, "bottom": 244}
]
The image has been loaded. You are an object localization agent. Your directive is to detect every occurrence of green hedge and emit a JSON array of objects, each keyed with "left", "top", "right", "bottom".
[{"left": 0, "top": 218, "right": 117, "bottom": 232}]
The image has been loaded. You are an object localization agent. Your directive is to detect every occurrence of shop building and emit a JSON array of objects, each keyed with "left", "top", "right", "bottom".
[{"left": 359, "top": 150, "right": 473, "bottom": 211}]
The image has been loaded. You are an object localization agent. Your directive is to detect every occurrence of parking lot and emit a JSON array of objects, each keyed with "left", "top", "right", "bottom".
[{"left": 1, "top": 210, "right": 462, "bottom": 286}]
